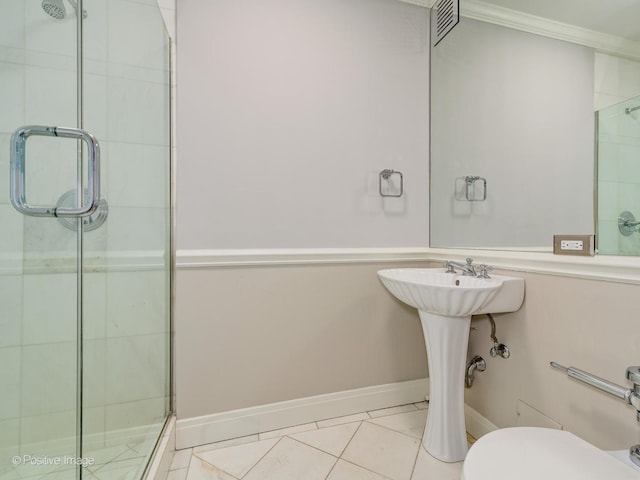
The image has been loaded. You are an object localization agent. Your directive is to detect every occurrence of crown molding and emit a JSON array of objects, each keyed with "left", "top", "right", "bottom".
[
  {"left": 398, "top": 0, "right": 437, "bottom": 7},
  {"left": 461, "top": 0, "right": 640, "bottom": 61}
]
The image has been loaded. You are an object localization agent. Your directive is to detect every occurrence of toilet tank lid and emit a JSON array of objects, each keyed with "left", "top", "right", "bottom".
[{"left": 463, "top": 427, "right": 640, "bottom": 480}]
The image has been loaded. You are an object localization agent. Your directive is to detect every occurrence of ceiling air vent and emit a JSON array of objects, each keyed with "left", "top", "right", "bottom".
[{"left": 432, "top": 0, "right": 459, "bottom": 47}]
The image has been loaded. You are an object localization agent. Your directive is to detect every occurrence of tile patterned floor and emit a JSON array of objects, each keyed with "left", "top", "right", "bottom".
[
  {"left": 0, "top": 435, "right": 154, "bottom": 480},
  {"left": 168, "top": 402, "right": 468, "bottom": 480}
]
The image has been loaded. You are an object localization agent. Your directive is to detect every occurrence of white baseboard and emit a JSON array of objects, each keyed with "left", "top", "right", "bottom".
[
  {"left": 176, "top": 378, "right": 429, "bottom": 449},
  {"left": 176, "top": 380, "right": 500, "bottom": 450},
  {"left": 464, "top": 404, "right": 498, "bottom": 440}
]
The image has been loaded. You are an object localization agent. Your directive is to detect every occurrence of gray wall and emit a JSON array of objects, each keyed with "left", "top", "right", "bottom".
[{"left": 176, "top": 0, "right": 430, "bottom": 249}]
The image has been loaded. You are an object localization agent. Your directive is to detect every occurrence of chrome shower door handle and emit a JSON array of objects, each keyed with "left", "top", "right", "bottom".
[{"left": 10, "top": 125, "right": 101, "bottom": 217}]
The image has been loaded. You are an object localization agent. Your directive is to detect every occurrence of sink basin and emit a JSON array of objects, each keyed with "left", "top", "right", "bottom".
[
  {"left": 377, "top": 268, "right": 524, "bottom": 316},
  {"left": 377, "top": 267, "right": 525, "bottom": 463}
]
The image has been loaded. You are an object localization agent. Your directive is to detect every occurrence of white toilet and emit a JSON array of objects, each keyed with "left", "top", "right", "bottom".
[{"left": 462, "top": 427, "right": 640, "bottom": 479}]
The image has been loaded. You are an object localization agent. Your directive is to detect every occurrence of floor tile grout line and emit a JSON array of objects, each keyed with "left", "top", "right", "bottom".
[
  {"left": 191, "top": 434, "right": 260, "bottom": 455},
  {"left": 408, "top": 444, "right": 423, "bottom": 480},
  {"left": 235, "top": 435, "right": 341, "bottom": 480},
  {"left": 86, "top": 445, "right": 138, "bottom": 476},
  {"left": 315, "top": 412, "right": 372, "bottom": 429},
  {"left": 342, "top": 420, "right": 423, "bottom": 480},
  {"left": 258, "top": 421, "right": 319, "bottom": 441},
  {"left": 366, "top": 403, "right": 420, "bottom": 419},
  {"left": 182, "top": 451, "right": 195, "bottom": 480},
  {"left": 334, "top": 457, "right": 395, "bottom": 480},
  {"left": 364, "top": 420, "right": 423, "bottom": 442},
  {"left": 278, "top": 434, "right": 341, "bottom": 480},
  {"left": 237, "top": 435, "right": 285, "bottom": 480},
  {"left": 364, "top": 414, "right": 426, "bottom": 442},
  {"left": 285, "top": 420, "right": 363, "bottom": 461},
  {"left": 318, "top": 421, "right": 368, "bottom": 480},
  {"left": 322, "top": 457, "right": 339, "bottom": 480},
  {"left": 335, "top": 421, "right": 361, "bottom": 459},
  {"left": 342, "top": 419, "right": 364, "bottom": 453},
  {"left": 191, "top": 436, "right": 275, "bottom": 480},
  {"left": 336, "top": 420, "right": 365, "bottom": 468},
  {"left": 282, "top": 435, "right": 342, "bottom": 467}
]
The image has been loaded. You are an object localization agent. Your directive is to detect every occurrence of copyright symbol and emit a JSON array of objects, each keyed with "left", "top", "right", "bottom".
[{"left": 12, "top": 456, "right": 21, "bottom": 465}]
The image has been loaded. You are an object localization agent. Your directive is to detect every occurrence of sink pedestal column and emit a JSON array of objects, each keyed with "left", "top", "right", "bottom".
[{"left": 419, "top": 311, "right": 471, "bottom": 463}]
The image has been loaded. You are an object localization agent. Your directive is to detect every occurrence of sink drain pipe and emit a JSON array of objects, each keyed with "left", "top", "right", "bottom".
[
  {"left": 465, "top": 355, "right": 486, "bottom": 388},
  {"left": 465, "top": 314, "right": 511, "bottom": 388}
]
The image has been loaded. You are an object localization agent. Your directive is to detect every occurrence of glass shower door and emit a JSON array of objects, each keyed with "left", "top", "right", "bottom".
[
  {"left": 1, "top": 1, "right": 171, "bottom": 479},
  {"left": 1, "top": 2, "right": 84, "bottom": 479}
]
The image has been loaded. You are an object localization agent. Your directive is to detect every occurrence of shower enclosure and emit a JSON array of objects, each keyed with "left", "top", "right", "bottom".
[
  {"left": 597, "top": 94, "right": 640, "bottom": 256},
  {"left": 1, "top": 1, "right": 171, "bottom": 479}
]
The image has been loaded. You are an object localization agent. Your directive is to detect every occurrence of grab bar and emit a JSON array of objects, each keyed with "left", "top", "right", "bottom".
[
  {"left": 551, "top": 362, "right": 640, "bottom": 468},
  {"left": 550, "top": 362, "right": 633, "bottom": 401}
]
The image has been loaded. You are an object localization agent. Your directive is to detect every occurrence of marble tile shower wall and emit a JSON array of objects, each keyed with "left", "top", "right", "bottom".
[
  {"left": 0, "top": 0, "right": 170, "bottom": 467},
  {"left": 595, "top": 53, "right": 640, "bottom": 255}
]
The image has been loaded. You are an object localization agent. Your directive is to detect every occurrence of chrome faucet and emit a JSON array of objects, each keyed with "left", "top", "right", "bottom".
[{"left": 443, "top": 257, "right": 477, "bottom": 276}]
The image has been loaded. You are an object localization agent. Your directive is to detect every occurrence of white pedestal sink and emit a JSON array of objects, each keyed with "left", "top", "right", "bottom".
[{"left": 377, "top": 268, "right": 524, "bottom": 462}]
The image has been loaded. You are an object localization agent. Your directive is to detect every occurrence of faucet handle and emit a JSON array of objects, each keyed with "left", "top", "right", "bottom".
[
  {"left": 465, "top": 257, "right": 474, "bottom": 266},
  {"left": 476, "top": 264, "right": 493, "bottom": 279}
]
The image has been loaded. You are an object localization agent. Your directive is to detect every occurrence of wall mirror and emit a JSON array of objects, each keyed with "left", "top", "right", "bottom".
[{"left": 429, "top": 0, "right": 640, "bottom": 255}]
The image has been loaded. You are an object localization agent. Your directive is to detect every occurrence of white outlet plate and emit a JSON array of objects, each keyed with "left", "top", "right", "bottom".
[
  {"left": 560, "top": 240, "right": 583, "bottom": 250},
  {"left": 553, "top": 235, "right": 595, "bottom": 256}
]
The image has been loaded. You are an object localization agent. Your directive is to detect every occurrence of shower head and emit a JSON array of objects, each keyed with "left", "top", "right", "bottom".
[
  {"left": 42, "top": 0, "right": 66, "bottom": 19},
  {"left": 41, "top": 0, "right": 87, "bottom": 19}
]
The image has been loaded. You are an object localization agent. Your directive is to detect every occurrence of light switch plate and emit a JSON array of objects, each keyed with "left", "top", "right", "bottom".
[{"left": 553, "top": 234, "right": 595, "bottom": 256}]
